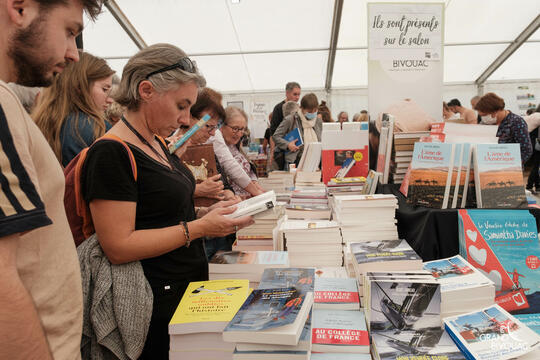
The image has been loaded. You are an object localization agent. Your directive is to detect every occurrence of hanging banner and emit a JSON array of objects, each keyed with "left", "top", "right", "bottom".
[
  {"left": 368, "top": 2, "right": 444, "bottom": 123},
  {"left": 250, "top": 101, "right": 268, "bottom": 139}
]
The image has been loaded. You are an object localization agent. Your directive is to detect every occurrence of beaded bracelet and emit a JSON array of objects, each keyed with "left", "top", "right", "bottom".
[{"left": 180, "top": 221, "right": 191, "bottom": 247}]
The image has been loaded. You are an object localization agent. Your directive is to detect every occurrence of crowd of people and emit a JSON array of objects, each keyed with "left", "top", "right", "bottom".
[{"left": 1, "top": 1, "right": 538, "bottom": 360}]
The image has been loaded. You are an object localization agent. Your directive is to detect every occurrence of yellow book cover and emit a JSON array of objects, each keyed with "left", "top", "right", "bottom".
[{"left": 169, "top": 279, "right": 250, "bottom": 334}]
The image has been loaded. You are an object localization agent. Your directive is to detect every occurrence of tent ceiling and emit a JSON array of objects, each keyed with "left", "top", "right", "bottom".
[{"left": 83, "top": 0, "right": 540, "bottom": 92}]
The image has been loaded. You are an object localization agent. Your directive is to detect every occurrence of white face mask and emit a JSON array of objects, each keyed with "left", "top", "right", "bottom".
[{"left": 481, "top": 115, "right": 497, "bottom": 125}]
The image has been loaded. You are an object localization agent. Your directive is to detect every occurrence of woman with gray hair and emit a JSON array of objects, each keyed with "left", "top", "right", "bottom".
[{"left": 80, "top": 43, "right": 253, "bottom": 358}]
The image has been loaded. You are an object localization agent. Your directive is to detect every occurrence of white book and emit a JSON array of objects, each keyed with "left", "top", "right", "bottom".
[
  {"left": 226, "top": 190, "right": 276, "bottom": 218},
  {"left": 383, "top": 114, "right": 395, "bottom": 184},
  {"left": 314, "top": 277, "right": 360, "bottom": 310},
  {"left": 441, "top": 143, "right": 456, "bottom": 209},
  {"left": 311, "top": 309, "right": 369, "bottom": 353},
  {"left": 451, "top": 143, "right": 465, "bottom": 209},
  {"left": 444, "top": 304, "right": 540, "bottom": 360}
]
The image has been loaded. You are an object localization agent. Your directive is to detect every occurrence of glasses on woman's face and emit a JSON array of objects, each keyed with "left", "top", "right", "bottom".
[
  {"left": 225, "top": 124, "right": 246, "bottom": 134},
  {"left": 204, "top": 123, "right": 219, "bottom": 131}
]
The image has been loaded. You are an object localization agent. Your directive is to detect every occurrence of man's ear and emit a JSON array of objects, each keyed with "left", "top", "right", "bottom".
[
  {"left": 138, "top": 80, "right": 156, "bottom": 103},
  {"left": 6, "top": 0, "right": 39, "bottom": 27}
]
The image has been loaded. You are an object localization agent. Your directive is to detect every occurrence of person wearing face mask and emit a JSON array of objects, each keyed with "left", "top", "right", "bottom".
[
  {"left": 475, "top": 92, "right": 532, "bottom": 165},
  {"left": 273, "top": 93, "right": 323, "bottom": 170}
]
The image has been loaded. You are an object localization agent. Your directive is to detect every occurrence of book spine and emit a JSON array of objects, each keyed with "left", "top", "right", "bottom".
[
  {"left": 442, "top": 144, "right": 456, "bottom": 209},
  {"left": 473, "top": 145, "right": 482, "bottom": 208},
  {"left": 451, "top": 144, "right": 465, "bottom": 208},
  {"left": 444, "top": 323, "right": 475, "bottom": 360}
]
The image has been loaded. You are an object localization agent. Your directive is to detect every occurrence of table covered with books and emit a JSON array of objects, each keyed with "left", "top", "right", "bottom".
[{"left": 380, "top": 184, "right": 540, "bottom": 261}]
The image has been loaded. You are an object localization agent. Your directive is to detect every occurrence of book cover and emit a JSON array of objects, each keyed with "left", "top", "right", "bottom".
[
  {"left": 407, "top": 142, "right": 455, "bottom": 208},
  {"left": 458, "top": 209, "right": 540, "bottom": 334},
  {"left": 322, "top": 127, "right": 369, "bottom": 185},
  {"left": 377, "top": 126, "right": 389, "bottom": 173},
  {"left": 284, "top": 127, "right": 304, "bottom": 147},
  {"left": 474, "top": 144, "right": 527, "bottom": 208},
  {"left": 210, "top": 251, "right": 257, "bottom": 265},
  {"left": 169, "top": 279, "right": 250, "bottom": 334},
  {"left": 232, "top": 348, "right": 308, "bottom": 359},
  {"left": 311, "top": 309, "right": 369, "bottom": 352},
  {"left": 225, "top": 190, "right": 277, "bottom": 218},
  {"left": 369, "top": 280, "right": 464, "bottom": 359},
  {"left": 258, "top": 268, "right": 315, "bottom": 293},
  {"left": 310, "top": 353, "right": 371, "bottom": 360},
  {"left": 181, "top": 144, "right": 219, "bottom": 207},
  {"left": 423, "top": 255, "right": 494, "bottom": 293},
  {"left": 350, "top": 240, "right": 421, "bottom": 265},
  {"left": 224, "top": 287, "right": 305, "bottom": 332},
  {"left": 314, "top": 277, "right": 360, "bottom": 309},
  {"left": 444, "top": 304, "right": 540, "bottom": 360},
  {"left": 382, "top": 113, "right": 395, "bottom": 184}
]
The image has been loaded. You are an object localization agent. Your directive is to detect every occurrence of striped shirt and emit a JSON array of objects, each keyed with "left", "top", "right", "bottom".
[{"left": 0, "top": 80, "right": 82, "bottom": 360}]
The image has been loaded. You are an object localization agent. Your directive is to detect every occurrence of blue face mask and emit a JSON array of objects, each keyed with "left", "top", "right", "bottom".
[{"left": 305, "top": 112, "right": 317, "bottom": 120}]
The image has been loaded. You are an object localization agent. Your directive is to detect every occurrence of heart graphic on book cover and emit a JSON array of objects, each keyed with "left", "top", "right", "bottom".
[
  {"left": 466, "top": 229, "right": 477, "bottom": 242},
  {"left": 478, "top": 268, "right": 503, "bottom": 291},
  {"left": 469, "top": 245, "right": 487, "bottom": 266}
]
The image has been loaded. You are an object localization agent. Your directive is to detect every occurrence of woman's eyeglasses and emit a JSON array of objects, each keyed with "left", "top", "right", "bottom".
[
  {"left": 225, "top": 124, "right": 246, "bottom": 134},
  {"left": 204, "top": 124, "right": 219, "bottom": 131}
]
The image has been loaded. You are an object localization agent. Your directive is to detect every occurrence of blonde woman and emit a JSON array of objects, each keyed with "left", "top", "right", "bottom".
[
  {"left": 33, "top": 51, "right": 114, "bottom": 166},
  {"left": 80, "top": 44, "right": 253, "bottom": 358}
]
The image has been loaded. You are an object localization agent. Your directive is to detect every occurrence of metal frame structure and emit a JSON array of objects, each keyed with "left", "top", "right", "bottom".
[{"left": 98, "top": 1, "right": 539, "bottom": 92}]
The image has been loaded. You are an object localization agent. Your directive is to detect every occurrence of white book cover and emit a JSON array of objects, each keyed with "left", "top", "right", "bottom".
[
  {"left": 441, "top": 143, "right": 456, "bottom": 209},
  {"left": 423, "top": 255, "right": 494, "bottom": 294},
  {"left": 226, "top": 190, "right": 277, "bottom": 218},
  {"left": 314, "top": 277, "right": 360, "bottom": 310},
  {"left": 311, "top": 309, "right": 370, "bottom": 353},
  {"left": 451, "top": 143, "right": 465, "bottom": 208},
  {"left": 444, "top": 304, "right": 540, "bottom": 360}
]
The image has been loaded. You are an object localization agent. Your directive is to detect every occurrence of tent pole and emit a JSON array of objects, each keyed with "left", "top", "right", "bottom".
[
  {"left": 104, "top": 0, "right": 147, "bottom": 50},
  {"left": 325, "top": 0, "right": 344, "bottom": 91},
  {"left": 475, "top": 14, "right": 540, "bottom": 87}
]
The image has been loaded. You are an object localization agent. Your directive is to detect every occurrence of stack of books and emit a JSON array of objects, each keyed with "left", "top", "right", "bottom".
[
  {"left": 281, "top": 220, "right": 343, "bottom": 267},
  {"left": 168, "top": 279, "right": 250, "bottom": 360},
  {"left": 232, "top": 206, "right": 284, "bottom": 252},
  {"left": 232, "top": 268, "right": 314, "bottom": 360},
  {"left": 424, "top": 255, "right": 495, "bottom": 318},
  {"left": 208, "top": 250, "right": 289, "bottom": 288},
  {"left": 295, "top": 171, "right": 323, "bottom": 188},
  {"left": 392, "top": 131, "right": 430, "bottom": 183},
  {"left": 349, "top": 239, "right": 423, "bottom": 304},
  {"left": 258, "top": 171, "right": 294, "bottom": 201},
  {"left": 289, "top": 188, "right": 328, "bottom": 207},
  {"left": 223, "top": 280, "right": 314, "bottom": 359},
  {"left": 332, "top": 194, "right": 398, "bottom": 243},
  {"left": 284, "top": 204, "right": 331, "bottom": 220}
]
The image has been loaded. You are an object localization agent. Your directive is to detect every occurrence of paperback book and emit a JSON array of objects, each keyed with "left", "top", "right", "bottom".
[
  {"left": 473, "top": 143, "right": 526, "bottom": 208},
  {"left": 311, "top": 309, "right": 369, "bottom": 353},
  {"left": 314, "top": 277, "right": 360, "bottom": 310},
  {"left": 225, "top": 190, "right": 277, "bottom": 218},
  {"left": 407, "top": 142, "right": 456, "bottom": 209},
  {"left": 444, "top": 304, "right": 540, "bottom": 360},
  {"left": 181, "top": 144, "right": 219, "bottom": 207},
  {"left": 369, "top": 280, "right": 465, "bottom": 360},
  {"left": 258, "top": 267, "right": 315, "bottom": 293},
  {"left": 223, "top": 287, "right": 314, "bottom": 345}
]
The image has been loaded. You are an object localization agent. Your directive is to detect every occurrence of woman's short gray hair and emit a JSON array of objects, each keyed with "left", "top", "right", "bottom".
[{"left": 115, "top": 43, "right": 206, "bottom": 111}]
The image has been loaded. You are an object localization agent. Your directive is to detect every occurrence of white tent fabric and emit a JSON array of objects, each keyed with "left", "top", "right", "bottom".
[{"left": 82, "top": 0, "right": 539, "bottom": 93}]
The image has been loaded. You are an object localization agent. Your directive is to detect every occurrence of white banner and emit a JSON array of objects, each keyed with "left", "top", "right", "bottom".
[
  {"left": 368, "top": 2, "right": 444, "bottom": 122},
  {"left": 368, "top": 3, "right": 442, "bottom": 61}
]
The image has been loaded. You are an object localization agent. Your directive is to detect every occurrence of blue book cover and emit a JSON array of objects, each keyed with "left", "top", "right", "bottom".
[
  {"left": 224, "top": 287, "right": 305, "bottom": 332},
  {"left": 284, "top": 127, "right": 303, "bottom": 147},
  {"left": 474, "top": 143, "right": 526, "bottom": 208},
  {"left": 258, "top": 268, "right": 315, "bottom": 293},
  {"left": 407, "top": 142, "right": 455, "bottom": 208},
  {"left": 458, "top": 209, "right": 540, "bottom": 334}
]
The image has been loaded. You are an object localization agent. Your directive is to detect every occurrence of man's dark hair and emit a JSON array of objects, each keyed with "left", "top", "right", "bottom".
[
  {"left": 35, "top": 0, "right": 103, "bottom": 20},
  {"left": 447, "top": 98, "right": 461, "bottom": 107},
  {"left": 285, "top": 81, "right": 300, "bottom": 91}
]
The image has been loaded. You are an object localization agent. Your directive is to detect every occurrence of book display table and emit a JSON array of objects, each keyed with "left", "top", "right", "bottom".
[{"left": 379, "top": 184, "right": 540, "bottom": 261}]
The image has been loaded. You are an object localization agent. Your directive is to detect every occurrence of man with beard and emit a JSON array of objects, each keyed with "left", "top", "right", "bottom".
[{"left": 0, "top": 1, "right": 102, "bottom": 359}]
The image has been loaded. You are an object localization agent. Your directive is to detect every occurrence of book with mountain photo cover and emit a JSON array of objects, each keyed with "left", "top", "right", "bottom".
[
  {"left": 369, "top": 280, "right": 465, "bottom": 360},
  {"left": 458, "top": 209, "right": 540, "bottom": 335},
  {"left": 407, "top": 142, "right": 456, "bottom": 209},
  {"left": 474, "top": 143, "right": 526, "bottom": 208}
]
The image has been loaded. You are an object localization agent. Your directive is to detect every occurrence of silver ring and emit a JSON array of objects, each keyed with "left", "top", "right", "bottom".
[{"left": 234, "top": 225, "right": 238, "bottom": 232}]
